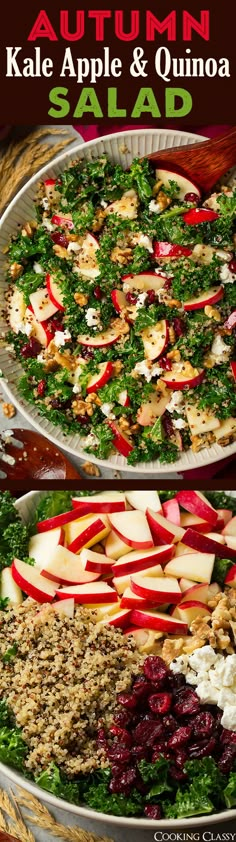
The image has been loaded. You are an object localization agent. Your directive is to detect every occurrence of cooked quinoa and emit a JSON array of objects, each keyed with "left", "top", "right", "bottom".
[{"left": 0, "top": 599, "right": 142, "bottom": 777}]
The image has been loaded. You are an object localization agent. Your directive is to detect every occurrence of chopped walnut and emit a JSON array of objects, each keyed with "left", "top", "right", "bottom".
[
  {"left": 204, "top": 305, "right": 222, "bottom": 322},
  {"left": 118, "top": 415, "right": 132, "bottom": 432},
  {"left": 53, "top": 244, "right": 69, "bottom": 260},
  {"left": 168, "top": 325, "right": 176, "bottom": 345},
  {"left": 72, "top": 398, "right": 89, "bottom": 417},
  {"left": 111, "top": 317, "right": 130, "bottom": 337},
  {"left": 152, "top": 179, "right": 163, "bottom": 196},
  {"left": 156, "top": 191, "right": 172, "bottom": 211},
  {"left": 21, "top": 221, "right": 37, "bottom": 238},
  {"left": 9, "top": 262, "right": 23, "bottom": 280},
  {"left": 82, "top": 461, "right": 100, "bottom": 477},
  {"left": 85, "top": 393, "right": 102, "bottom": 407},
  {"left": 110, "top": 246, "right": 133, "bottom": 265},
  {"left": 183, "top": 637, "right": 207, "bottom": 655},
  {"left": 2, "top": 402, "right": 16, "bottom": 419},
  {"left": 112, "top": 360, "right": 123, "bottom": 375},
  {"left": 74, "top": 292, "right": 89, "bottom": 307},
  {"left": 191, "top": 432, "right": 215, "bottom": 452},
  {"left": 167, "top": 349, "right": 181, "bottom": 362},
  {"left": 92, "top": 209, "right": 106, "bottom": 233},
  {"left": 161, "top": 637, "right": 186, "bottom": 665}
]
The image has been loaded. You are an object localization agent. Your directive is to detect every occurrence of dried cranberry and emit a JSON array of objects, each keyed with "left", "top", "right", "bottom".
[
  {"left": 109, "top": 726, "right": 132, "bottom": 746},
  {"left": 173, "top": 317, "right": 185, "bottom": 337},
  {"left": 193, "top": 712, "right": 214, "bottom": 737},
  {"left": 162, "top": 715, "right": 177, "bottom": 733},
  {"left": 184, "top": 192, "right": 200, "bottom": 204},
  {"left": 81, "top": 347, "right": 94, "bottom": 359},
  {"left": 168, "top": 674, "right": 186, "bottom": 693},
  {"left": 173, "top": 689, "right": 200, "bottom": 717},
  {"left": 51, "top": 232, "right": 68, "bottom": 248},
  {"left": 221, "top": 729, "right": 236, "bottom": 745},
  {"left": 107, "top": 747, "right": 131, "bottom": 764},
  {"left": 168, "top": 726, "right": 192, "bottom": 750},
  {"left": 109, "top": 778, "right": 131, "bottom": 795},
  {"left": 117, "top": 692, "right": 137, "bottom": 710},
  {"left": 37, "top": 379, "right": 46, "bottom": 396},
  {"left": 170, "top": 765, "right": 188, "bottom": 782},
  {"left": 159, "top": 356, "right": 172, "bottom": 371},
  {"left": 164, "top": 278, "right": 172, "bottom": 290},
  {"left": 148, "top": 692, "right": 172, "bottom": 715},
  {"left": 93, "top": 285, "right": 103, "bottom": 300},
  {"left": 229, "top": 258, "right": 236, "bottom": 274},
  {"left": 162, "top": 414, "right": 174, "bottom": 438},
  {"left": 133, "top": 676, "right": 152, "bottom": 699},
  {"left": 113, "top": 710, "right": 132, "bottom": 728},
  {"left": 188, "top": 737, "right": 216, "bottom": 758},
  {"left": 76, "top": 414, "right": 90, "bottom": 426},
  {"left": 144, "top": 804, "right": 161, "bottom": 819},
  {"left": 21, "top": 337, "right": 41, "bottom": 358},
  {"left": 218, "top": 746, "right": 236, "bottom": 775},
  {"left": 132, "top": 720, "right": 163, "bottom": 747},
  {"left": 131, "top": 745, "right": 149, "bottom": 761},
  {"left": 143, "top": 656, "right": 168, "bottom": 685},
  {"left": 146, "top": 289, "right": 156, "bottom": 305},
  {"left": 50, "top": 398, "right": 62, "bottom": 410},
  {"left": 152, "top": 748, "right": 171, "bottom": 762},
  {"left": 119, "top": 767, "right": 137, "bottom": 787},
  {"left": 126, "top": 291, "right": 137, "bottom": 305}
]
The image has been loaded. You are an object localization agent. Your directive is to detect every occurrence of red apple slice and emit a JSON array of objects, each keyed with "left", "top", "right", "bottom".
[
  {"left": 231, "top": 361, "right": 236, "bottom": 380},
  {"left": 155, "top": 169, "right": 201, "bottom": 203},
  {"left": 29, "top": 527, "right": 64, "bottom": 570},
  {"left": 224, "top": 312, "right": 236, "bottom": 331},
  {"left": 183, "top": 527, "right": 236, "bottom": 559},
  {"left": 137, "top": 390, "right": 169, "bottom": 426},
  {"left": 224, "top": 565, "right": 236, "bottom": 587},
  {"left": 98, "top": 608, "right": 132, "bottom": 629},
  {"left": 111, "top": 545, "right": 174, "bottom": 577},
  {"left": 29, "top": 288, "right": 58, "bottom": 322},
  {"left": 183, "top": 285, "right": 223, "bottom": 312},
  {"left": 51, "top": 213, "right": 74, "bottom": 229},
  {"left": 111, "top": 289, "right": 127, "bottom": 313},
  {"left": 80, "top": 548, "right": 114, "bottom": 574},
  {"left": 68, "top": 517, "right": 110, "bottom": 554},
  {"left": 205, "top": 533, "right": 225, "bottom": 545},
  {"left": 179, "top": 513, "right": 215, "bottom": 533},
  {"left": 53, "top": 599, "right": 75, "bottom": 619},
  {"left": 122, "top": 272, "right": 167, "bottom": 292},
  {"left": 171, "top": 601, "right": 211, "bottom": 625},
  {"left": 25, "top": 307, "right": 54, "bottom": 348},
  {"left": 41, "top": 544, "right": 100, "bottom": 585},
  {"left": 64, "top": 515, "right": 99, "bottom": 546},
  {"left": 72, "top": 493, "right": 126, "bottom": 513},
  {"left": 217, "top": 508, "right": 233, "bottom": 527},
  {"left": 77, "top": 327, "right": 120, "bottom": 348},
  {"left": 146, "top": 509, "right": 184, "bottom": 545},
  {"left": 224, "top": 537, "right": 236, "bottom": 551},
  {"left": 86, "top": 361, "right": 113, "bottom": 393},
  {"left": 37, "top": 508, "right": 90, "bottom": 533},
  {"left": 56, "top": 581, "right": 118, "bottom": 604},
  {"left": 131, "top": 573, "right": 182, "bottom": 603},
  {"left": 140, "top": 320, "right": 169, "bottom": 361},
  {"left": 118, "top": 389, "right": 130, "bottom": 407},
  {"left": 154, "top": 241, "right": 192, "bottom": 259},
  {"left": 176, "top": 491, "right": 218, "bottom": 527},
  {"left": 125, "top": 490, "right": 162, "bottom": 514},
  {"left": 12, "top": 558, "right": 58, "bottom": 602},
  {"left": 1, "top": 568, "right": 23, "bottom": 606},
  {"left": 222, "top": 516, "right": 236, "bottom": 536},
  {"left": 112, "top": 564, "right": 163, "bottom": 596},
  {"left": 162, "top": 498, "right": 180, "bottom": 525},
  {"left": 183, "top": 207, "right": 219, "bottom": 225},
  {"left": 107, "top": 420, "right": 134, "bottom": 458},
  {"left": 105, "top": 530, "right": 133, "bottom": 560},
  {"left": 130, "top": 607, "right": 188, "bottom": 634},
  {"left": 164, "top": 552, "right": 215, "bottom": 584},
  {"left": 161, "top": 362, "right": 204, "bottom": 390},
  {"left": 108, "top": 511, "right": 153, "bottom": 550},
  {"left": 120, "top": 588, "right": 149, "bottom": 609},
  {"left": 179, "top": 582, "right": 209, "bottom": 603},
  {"left": 46, "top": 273, "right": 65, "bottom": 311}
]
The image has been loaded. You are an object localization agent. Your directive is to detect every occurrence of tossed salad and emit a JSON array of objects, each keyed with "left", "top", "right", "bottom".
[{"left": 5, "top": 157, "right": 236, "bottom": 465}]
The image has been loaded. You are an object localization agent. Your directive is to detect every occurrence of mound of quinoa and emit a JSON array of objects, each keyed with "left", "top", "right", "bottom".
[{"left": 0, "top": 600, "right": 142, "bottom": 777}]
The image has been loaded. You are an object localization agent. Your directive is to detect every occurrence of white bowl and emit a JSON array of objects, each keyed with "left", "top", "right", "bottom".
[
  {"left": 0, "top": 488, "right": 235, "bottom": 830},
  {"left": 0, "top": 128, "right": 235, "bottom": 474}
]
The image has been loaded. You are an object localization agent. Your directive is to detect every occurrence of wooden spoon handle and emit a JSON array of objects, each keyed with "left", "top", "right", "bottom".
[{"left": 147, "top": 126, "right": 236, "bottom": 192}]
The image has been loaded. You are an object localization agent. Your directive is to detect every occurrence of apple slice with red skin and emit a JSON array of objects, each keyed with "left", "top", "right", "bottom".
[
  {"left": 37, "top": 507, "right": 91, "bottom": 533},
  {"left": 176, "top": 491, "right": 218, "bottom": 527},
  {"left": 111, "top": 545, "right": 174, "bottom": 577},
  {"left": 111, "top": 289, "right": 127, "bottom": 313},
  {"left": 155, "top": 169, "right": 201, "bottom": 203},
  {"left": 108, "top": 511, "right": 154, "bottom": 550},
  {"left": 154, "top": 241, "right": 192, "bottom": 259},
  {"left": 164, "top": 552, "right": 215, "bottom": 584},
  {"left": 122, "top": 271, "right": 167, "bottom": 292},
  {"left": 125, "top": 490, "right": 162, "bottom": 514},
  {"left": 183, "top": 286, "right": 224, "bottom": 312},
  {"left": 72, "top": 492, "right": 126, "bottom": 513},
  {"left": 29, "top": 527, "right": 64, "bottom": 570},
  {"left": 68, "top": 517, "right": 110, "bottom": 554},
  {"left": 98, "top": 608, "right": 132, "bottom": 629},
  {"left": 137, "top": 390, "right": 169, "bottom": 426},
  {"left": 26, "top": 306, "right": 55, "bottom": 348},
  {"left": 46, "top": 273, "right": 65, "bottom": 311},
  {"left": 56, "top": 581, "right": 118, "bottom": 604},
  {"left": 118, "top": 389, "right": 130, "bottom": 407},
  {"left": 225, "top": 536, "right": 236, "bottom": 550},
  {"left": 216, "top": 508, "right": 232, "bottom": 527},
  {"left": 146, "top": 509, "right": 184, "bottom": 545},
  {"left": 131, "top": 573, "right": 182, "bottom": 604},
  {"left": 51, "top": 213, "right": 74, "bottom": 229},
  {"left": 162, "top": 498, "right": 180, "bottom": 526},
  {"left": 120, "top": 588, "right": 150, "bottom": 609},
  {"left": 171, "top": 601, "right": 211, "bottom": 625},
  {"left": 183, "top": 527, "right": 236, "bottom": 560},
  {"left": 29, "top": 288, "right": 58, "bottom": 323},
  {"left": 183, "top": 207, "right": 219, "bottom": 225},
  {"left": 140, "top": 320, "right": 169, "bottom": 361},
  {"left": 179, "top": 582, "right": 209, "bottom": 603},
  {"left": 130, "top": 607, "right": 188, "bottom": 634},
  {"left": 180, "top": 513, "right": 212, "bottom": 533},
  {"left": 107, "top": 420, "right": 134, "bottom": 458},
  {"left": 230, "top": 361, "right": 236, "bottom": 381},
  {"left": 224, "top": 313, "right": 236, "bottom": 331},
  {"left": 41, "top": 544, "right": 100, "bottom": 585},
  {"left": 80, "top": 548, "right": 114, "bottom": 575},
  {"left": 105, "top": 530, "right": 133, "bottom": 560},
  {"left": 224, "top": 565, "right": 236, "bottom": 587},
  {"left": 161, "top": 362, "right": 204, "bottom": 390},
  {"left": 77, "top": 327, "right": 120, "bottom": 348},
  {"left": 86, "top": 361, "right": 113, "bottom": 393},
  {"left": 64, "top": 515, "right": 102, "bottom": 546},
  {"left": 205, "top": 532, "right": 225, "bottom": 545},
  {"left": 113, "top": 563, "right": 163, "bottom": 596},
  {"left": 12, "top": 558, "right": 58, "bottom": 603}
]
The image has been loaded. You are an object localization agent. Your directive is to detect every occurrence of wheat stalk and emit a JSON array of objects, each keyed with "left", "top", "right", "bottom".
[
  {"left": 15, "top": 786, "right": 114, "bottom": 842},
  {"left": 0, "top": 789, "right": 36, "bottom": 841}
]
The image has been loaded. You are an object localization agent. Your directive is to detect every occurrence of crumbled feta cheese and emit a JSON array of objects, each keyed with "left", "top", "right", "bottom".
[
  {"left": 172, "top": 417, "right": 186, "bottom": 430},
  {"left": 33, "top": 262, "right": 44, "bottom": 274},
  {"left": 189, "top": 645, "right": 219, "bottom": 673},
  {"left": 67, "top": 241, "right": 81, "bottom": 253},
  {"left": 186, "top": 670, "right": 209, "bottom": 686},
  {"left": 16, "top": 320, "right": 32, "bottom": 337},
  {"left": 171, "top": 647, "right": 236, "bottom": 731},
  {"left": 85, "top": 308, "right": 101, "bottom": 328},
  {"left": 150, "top": 364, "right": 163, "bottom": 378},
  {"left": 84, "top": 432, "right": 100, "bottom": 447},
  {"left": 170, "top": 655, "right": 189, "bottom": 675},
  {"left": 196, "top": 680, "right": 219, "bottom": 705},
  {"left": 134, "top": 233, "right": 153, "bottom": 253},
  {"left": 37, "top": 353, "right": 45, "bottom": 363},
  {"left": 42, "top": 218, "right": 55, "bottom": 233},
  {"left": 100, "top": 402, "right": 115, "bottom": 419},
  {"left": 133, "top": 359, "right": 162, "bottom": 382},
  {"left": 149, "top": 199, "right": 162, "bottom": 214},
  {"left": 210, "top": 334, "right": 231, "bottom": 362},
  {"left": 54, "top": 330, "right": 72, "bottom": 348},
  {"left": 220, "top": 264, "right": 236, "bottom": 284},
  {"left": 42, "top": 197, "right": 49, "bottom": 210},
  {"left": 221, "top": 705, "right": 236, "bottom": 731},
  {"left": 217, "top": 688, "right": 236, "bottom": 709},
  {"left": 72, "top": 384, "right": 82, "bottom": 395},
  {"left": 100, "top": 200, "right": 108, "bottom": 209},
  {"left": 166, "top": 391, "right": 184, "bottom": 414},
  {"left": 136, "top": 292, "right": 148, "bottom": 310}
]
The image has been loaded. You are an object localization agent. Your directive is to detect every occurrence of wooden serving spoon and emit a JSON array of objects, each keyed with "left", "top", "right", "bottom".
[
  {"left": 0, "top": 429, "right": 81, "bottom": 480},
  {"left": 146, "top": 126, "right": 236, "bottom": 193}
]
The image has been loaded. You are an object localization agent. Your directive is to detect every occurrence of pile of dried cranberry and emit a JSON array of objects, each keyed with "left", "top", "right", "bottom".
[{"left": 97, "top": 656, "right": 236, "bottom": 819}]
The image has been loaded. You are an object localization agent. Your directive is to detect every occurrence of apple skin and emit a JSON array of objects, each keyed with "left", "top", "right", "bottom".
[
  {"left": 107, "top": 420, "right": 134, "bottom": 458},
  {"left": 80, "top": 548, "right": 114, "bottom": 575},
  {"left": 154, "top": 241, "right": 192, "bottom": 259},
  {"left": 122, "top": 271, "right": 167, "bottom": 292},
  {"left": 68, "top": 517, "right": 109, "bottom": 554},
  {"left": 46, "top": 273, "right": 65, "bottom": 311},
  {"left": 146, "top": 509, "right": 184, "bottom": 545},
  {"left": 224, "top": 564, "right": 236, "bottom": 586},
  {"left": 37, "top": 507, "right": 90, "bottom": 533},
  {"left": 72, "top": 494, "right": 126, "bottom": 513},
  {"left": 86, "top": 361, "right": 113, "bottom": 393},
  {"left": 12, "top": 558, "right": 58, "bottom": 603},
  {"left": 222, "top": 516, "right": 236, "bottom": 537},
  {"left": 41, "top": 544, "right": 101, "bottom": 585},
  {"left": 224, "top": 312, "right": 236, "bottom": 330},
  {"left": 51, "top": 213, "right": 74, "bottom": 229},
  {"left": 111, "top": 289, "right": 127, "bottom": 313},
  {"left": 161, "top": 365, "right": 205, "bottom": 390},
  {"left": 183, "top": 527, "right": 236, "bottom": 560},
  {"left": 171, "top": 600, "right": 212, "bottom": 624},
  {"left": 56, "top": 582, "right": 118, "bottom": 604},
  {"left": 130, "top": 574, "right": 182, "bottom": 604},
  {"left": 26, "top": 306, "right": 55, "bottom": 348},
  {"left": 120, "top": 588, "right": 150, "bottom": 609},
  {"left": 180, "top": 582, "right": 209, "bottom": 603},
  {"left": 176, "top": 491, "right": 218, "bottom": 527},
  {"left": 130, "top": 607, "right": 188, "bottom": 634},
  {"left": 111, "top": 545, "right": 174, "bottom": 577},
  {"left": 141, "top": 319, "right": 169, "bottom": 361},
  {"left": 162, "top": 498, "right": 180, "bottom": 526},
  {"left": 155, "top": 169, "right": 201, "bottom": 203},
  {"left": 218, "top": 508, "right": 233, "bottom": 527},
  {"left": 230, "top": 361, "right": 236, "bottom": 381},
  {"left": 108, "top": 511, "right": 154, "bottom": 550},
  {"left": 183, "top": 285, "right": 224, "bottom": 312},
  {"left": 118, "top": 390, "right": 130, "bottom": 407},
  {"left": 99, "top": 608, "right": 132, "bottom": 629},
  {"left": 180, "top": 513, "right": 214, "bottom": 533}
]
